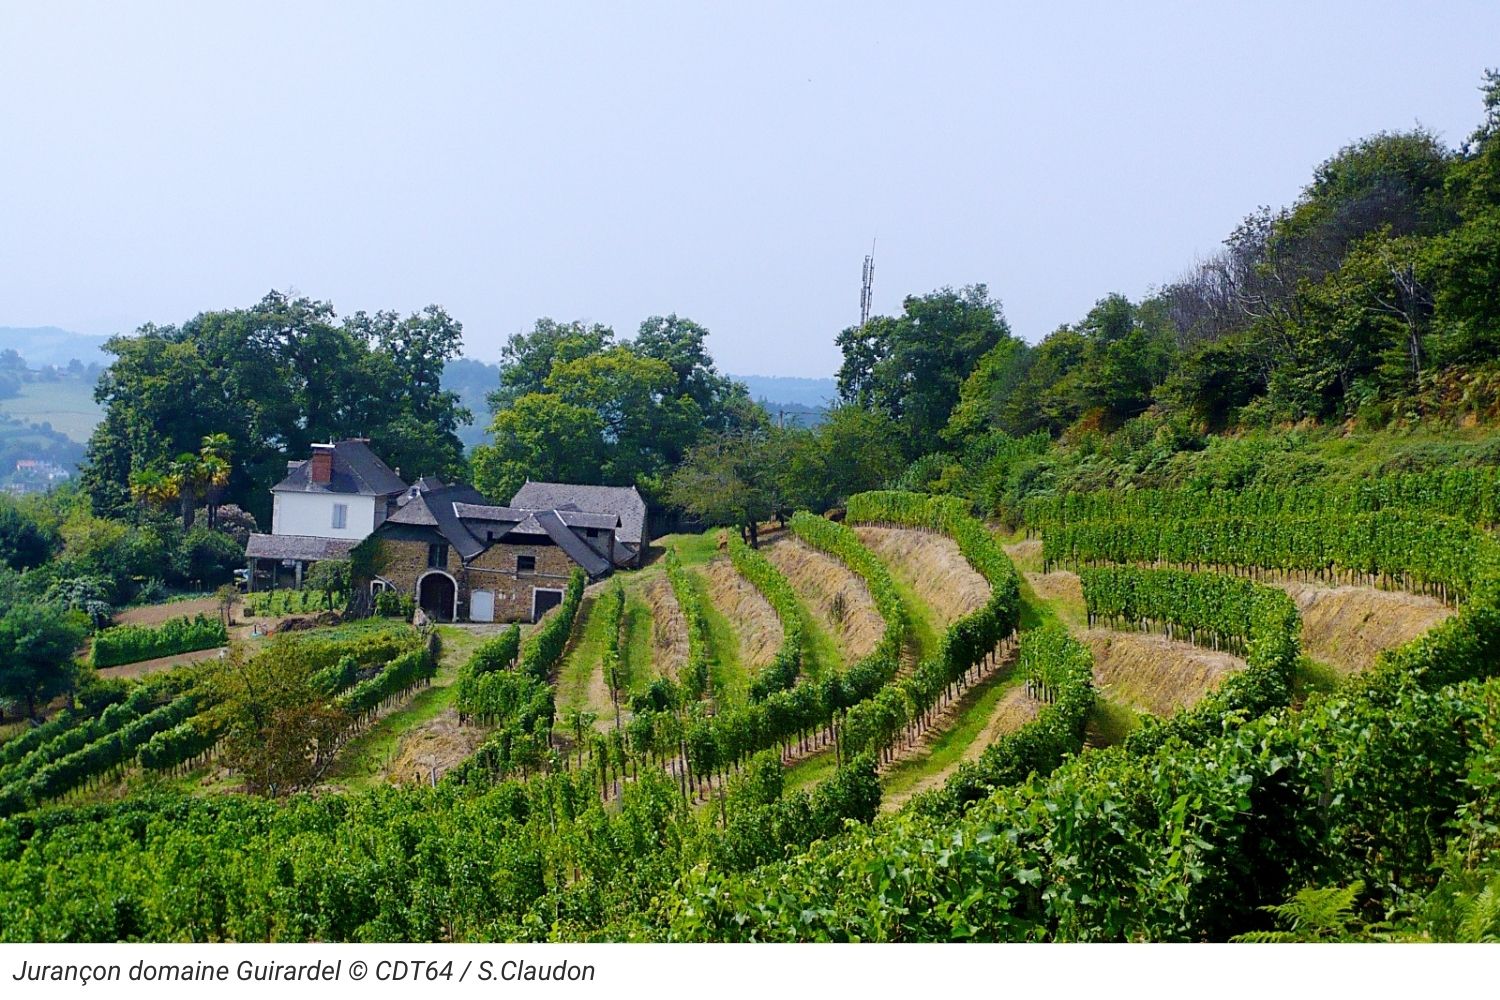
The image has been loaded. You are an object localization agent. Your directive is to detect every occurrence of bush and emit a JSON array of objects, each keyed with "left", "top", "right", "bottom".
[{"left": 373, "top": 590, "right": 414, "bottom": 619}]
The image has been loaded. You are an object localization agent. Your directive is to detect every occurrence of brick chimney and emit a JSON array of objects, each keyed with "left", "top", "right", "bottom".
[{"left": 309, "top": 443, "right": 335, "bottom": 485}]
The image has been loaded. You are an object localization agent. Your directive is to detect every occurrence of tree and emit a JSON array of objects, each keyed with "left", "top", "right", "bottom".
[
  {"left": 471, "top": 394, "right": 606, "bottom": 500},
  {"left": 943, "top": 336, "right": 1034, "bottom": 443},
  {"left": 665, "top": 430, "right": 779, "bottom": 546},
  {"left": 487, "top": 319, "right": 615, "bottom": 414},
  {"left": 836, "top": 285, "right": 1012, "bottom": 453},
  {"left": 85, "top": 292, "right": 471, "bottom": 525},
  {"left": 303, "top": 559, "right": 351, "bottom": 610},
  {"left": 0, "top": 603, "right": 84, "bottom": 718},
  {"left": 0, "top": 496, "right": 55, "bottom": 571},
  {"left": 211, "top": 641, "right": 347, "bottom": 795},
  {"left": 778, "top": 406, "right": 905, "bottom": 513}
]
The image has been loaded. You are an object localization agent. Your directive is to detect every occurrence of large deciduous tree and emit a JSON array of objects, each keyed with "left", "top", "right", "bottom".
[
  {"left": 84, "top": 291, "right": 470, "bottom": 525},
  {"left": 0, "top": 603, "right": 84, "bottom": 718},
  {"left": 836, "top": 285, "right": 1012, "bottom": 454}
]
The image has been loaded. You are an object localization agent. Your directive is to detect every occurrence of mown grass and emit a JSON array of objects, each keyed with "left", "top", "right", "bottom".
[
  {"left": 782, "top": 746, "right": 838, "bottom": 795},
  {"left": 798, "top": 609, "right": 843, "bottom": 679},
  {"left": 1087, "top": 697, "right": 1141, "bottom": 747},
  {"left": 323, "top": 623, "right": 476, "bottom": 789},
  {"left": 684, "top": 569, "right": 750, "bottom": 708},
  {"left": 621, "top": 593, "right": 657, "bottom": 695},
  {"left": 879, "top": 669, "right": 1022, "bottom": 804},
  {"left": 1294, "top": 655, "right": 1343, "bottom": 698},
  {"left": 552, "top": 595, "right": 618, "bottom": 730}
]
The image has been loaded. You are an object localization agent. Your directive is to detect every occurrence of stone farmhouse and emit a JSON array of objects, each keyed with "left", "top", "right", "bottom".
[
  {"left": 244, "top": 439, "right": 407, "bottom": 590},
  {"left": 243, "top": 439, "right": 652, "bottom": 623}
]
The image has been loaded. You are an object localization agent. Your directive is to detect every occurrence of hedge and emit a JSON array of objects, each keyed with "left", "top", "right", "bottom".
[{"left": 89, "top": 614, "right": 228, "bottom": 669}]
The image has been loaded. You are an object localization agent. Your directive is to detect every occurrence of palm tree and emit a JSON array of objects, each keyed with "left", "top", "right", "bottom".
[
  {"left": 199, "top": 433, "right": 233, "bottom": 528},
  {"left": 128, "top": 466, "right": 179, "bottom": 512}
]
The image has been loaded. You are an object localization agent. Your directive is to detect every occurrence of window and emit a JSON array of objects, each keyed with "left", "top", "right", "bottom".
[
  {"left": 427, "top": 543, "right": 449, "bottom": 569},
  {"left": 585, "top": 527, "right": 599, "bottom": 538},
  {"left": 516, "top": 555, "right": 536, "bottom": 574},
  {"left": 331, "top": 503, "right": 348, "bottom": 530}
]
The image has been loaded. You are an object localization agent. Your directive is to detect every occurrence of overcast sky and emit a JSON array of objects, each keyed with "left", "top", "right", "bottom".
[{"left": 2, "top": 2, "right": 1497, "bottom": 377}]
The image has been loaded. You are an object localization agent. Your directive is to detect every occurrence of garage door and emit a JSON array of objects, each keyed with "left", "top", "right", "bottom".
[
  {"left": 469, "top": 589, "right": 496, "bottom": 623},
  {"left": 532, "top": 588, "right": 564, "bottom": 622}
]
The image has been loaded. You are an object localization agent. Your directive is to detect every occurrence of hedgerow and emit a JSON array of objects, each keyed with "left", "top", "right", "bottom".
[{"left": 89, "top": 614, "right": 227, "bottom": 668}]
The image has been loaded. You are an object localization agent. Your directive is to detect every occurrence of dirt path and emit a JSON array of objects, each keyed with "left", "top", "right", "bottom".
[
  {"left": 855, "top": 526, "right": 990, "bottom": 627},
  {"left": 1084, "top": 629, "right": 1244, "bottom": 717},
  {"left": 1271, "top": 580, "right": 1454, "bottom": 676},
  {"left": 114, "top": 597, "right": 221, "bottom": 627},
  {"left": 700, "top": 558, "right": 782, "bottom": 669},
  {"left": 640, "top": 573, "right": 689, "bottom": 681},
  {"left": 761, "top": 536, "right": 884, "bottom": 663},
  {"left": 882, "top": 686, "right": 1039, "bottom": 812}
]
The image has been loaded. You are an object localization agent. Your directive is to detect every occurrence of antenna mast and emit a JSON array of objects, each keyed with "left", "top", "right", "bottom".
[{"left": 859, "top": 239, "right": 876, "bottom": 327}]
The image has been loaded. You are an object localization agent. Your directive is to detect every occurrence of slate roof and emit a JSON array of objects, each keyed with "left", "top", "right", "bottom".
[
  {"left": 510, "top": 482, "right": 647, "bottom": 545},
  {"left": 453, "top": 502, "right": 620, "bottom": 532},
  {"left": 272, "top": 440, "right": 408, "bottom": 497},
  {"left": 385, "top": 485, "right": 490, "bottom": 560},
  {"left": 531, "top": 509, "right": 611, "bottom": 576},
  {"left": 245, "top": 533, "right": 359, "bottom": 562}
]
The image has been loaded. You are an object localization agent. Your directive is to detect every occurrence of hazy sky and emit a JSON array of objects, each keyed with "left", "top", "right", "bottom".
[{"left": 2, "top": 3, "right": 1497, "bottom": 377}]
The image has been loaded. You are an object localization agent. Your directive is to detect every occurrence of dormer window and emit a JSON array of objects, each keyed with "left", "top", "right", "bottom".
[{"left": 586, "top": 527, "right": 599, "bottom": 538}]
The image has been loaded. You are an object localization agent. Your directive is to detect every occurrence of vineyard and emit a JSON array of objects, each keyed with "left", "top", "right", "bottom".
[{"left": 2, "top": 460, "right": 1499, "bottom": 942}]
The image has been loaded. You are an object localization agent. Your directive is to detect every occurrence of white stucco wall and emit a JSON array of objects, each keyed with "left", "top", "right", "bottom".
[{"left": 271, "top": 491, "right": 378, "bottom": 539}]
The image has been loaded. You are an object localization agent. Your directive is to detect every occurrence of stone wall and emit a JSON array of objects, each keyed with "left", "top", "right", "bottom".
[
  {"left": 370, "top": 536, "right": 582, "bottom": 623},
  {"left": 467, "top": 540, "right": 575, "bottom": 622}
]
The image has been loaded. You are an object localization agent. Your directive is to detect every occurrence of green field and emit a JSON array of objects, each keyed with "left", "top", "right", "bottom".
[{"left": 0, "top": 378, "right": 102, "bottom": 443}]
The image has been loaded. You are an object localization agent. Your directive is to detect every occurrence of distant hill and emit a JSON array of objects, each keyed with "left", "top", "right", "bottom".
[
  {"left": 732, "top": 374, "right": 838, "bottom": 409},
  {"left": 438, "top": 362, "right": 840, "bottom": 448},
  {"left": 0, "top": 327, "right": 112, "bottom": 367}
]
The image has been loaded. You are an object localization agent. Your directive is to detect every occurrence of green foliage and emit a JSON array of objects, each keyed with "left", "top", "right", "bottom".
[
  {"left": 517, "top": 569, "right": 585, "bottom": 683},
  {"left": 837, "top": 284, "right": 1013, "bottom": 453},
  {"left": 665, "top": 550, "right": 713, "bottom": 700},
  {"left": 911, "top": 624, "right": 1094, "bottom": 819},
  {"left": 0, "top": 602, "right": 85, "bottom": 717},
  {"left": 1081, "top": 566, "right": 1301, "bottom": 754},
  {"left": 244, "top": 588, "right": 346, "bottom": 617},
  {"left": 136, "top": 715, "right": 225, "bottom": 772},
  {"left": 88, "top": 614, "right": 227, "bottom": 669},
  {"left": 1232, "top": 882, "right": 1373, "bottom": 942},
  {"left": 335, "top": 646, "right": 438, "bottom": 718},
  {"left": 372, "top": 589, "right": 414, "bottom": 619},
  {"left": 1047, "top": 511, "right": 1488, "bottom": 601},
  {"left": 728, "top": 534, "right": 804, "bottom": 700},
  {"left": 85, "top": 292, "right": 469, "bottom": 524}
]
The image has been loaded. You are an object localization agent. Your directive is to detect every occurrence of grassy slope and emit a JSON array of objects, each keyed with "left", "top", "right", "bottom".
[
  {"left": 552, "top": 595, "right": 618, "bottom": 731},
  {"left": 323, "top": 624, "right": 479, "bottom": 790}
]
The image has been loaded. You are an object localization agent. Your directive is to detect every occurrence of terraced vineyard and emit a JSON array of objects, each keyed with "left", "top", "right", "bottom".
[{"left": 3, "top": 469, "right": 1499, "bottom": 942}]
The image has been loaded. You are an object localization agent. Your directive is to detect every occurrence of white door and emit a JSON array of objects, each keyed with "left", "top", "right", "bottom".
[{"left": 469, "top": 589, "right": 496, "bottom": 623}]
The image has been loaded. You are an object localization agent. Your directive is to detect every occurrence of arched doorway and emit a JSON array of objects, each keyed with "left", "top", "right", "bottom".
[{"left": 417, "top": 571, "right": 457, "bottom": 622}]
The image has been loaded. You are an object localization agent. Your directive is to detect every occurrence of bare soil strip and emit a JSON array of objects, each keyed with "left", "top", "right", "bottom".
[
  {"left": 95, "top": 646, "right": 226, "bottom": 680},
  {"left": 761, "top": 536, "right": 884, "bottom": 663},
  {"left": 700, "top": 557, "right": 782, "bottom": 669},
  {"left": 854, "top": 525, "right": 990, "bottom": 627}
]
